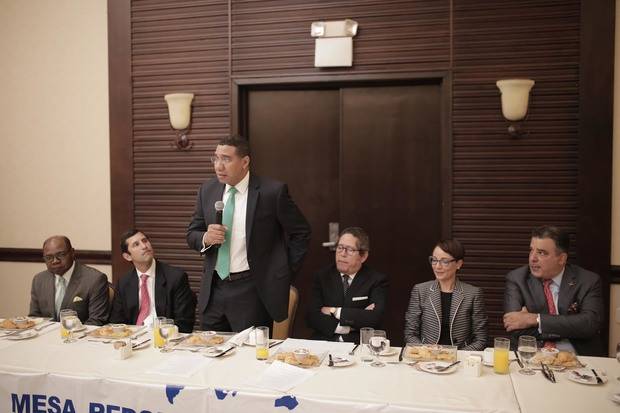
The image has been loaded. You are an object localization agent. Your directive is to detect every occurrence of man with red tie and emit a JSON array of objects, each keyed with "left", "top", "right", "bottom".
[
  {"left": 503, "top": 225, "right": 604, "bottom": 356},
  {"left": 110, "top": 230, "right": 196, "bottom": 333}
]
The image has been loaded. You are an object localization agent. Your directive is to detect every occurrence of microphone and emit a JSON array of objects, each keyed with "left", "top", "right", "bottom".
[
  {"left": 213, "top": 201, "right": 225, "bottom": 250},
  {"left": 215, "top": 201, "right": 224, "bottom": 225}
]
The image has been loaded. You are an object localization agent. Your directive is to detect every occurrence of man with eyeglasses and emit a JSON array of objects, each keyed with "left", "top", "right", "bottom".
[
  {"left": 187, "top": 135, "right": 311, "bottom": 332},
  {"left": 29, "top": 235, "right": 109, "bottom": 325},
  {"left": 306, "top": 227, "right": 388, "bottom": 342},
  {"left": 503, "top": 225, "right": 604, "bottom": 356}
]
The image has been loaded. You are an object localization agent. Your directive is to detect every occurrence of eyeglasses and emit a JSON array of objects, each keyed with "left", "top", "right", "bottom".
[
  {"left": 336, "top": 245, "right": 362, "bottom": 255},
  {"left": 428, "top": 256, "right": 456, "bottom": 266},
  {"left": 43, "top": 250, "right": 70, "bottom": 263},
  {"left": 210, "top": 156, "right": 234, "bottom": 165}
]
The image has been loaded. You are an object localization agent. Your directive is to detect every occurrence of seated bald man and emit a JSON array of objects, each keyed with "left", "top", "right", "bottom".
[{"left": 29, "top": 235, "right": 109, "bottom": 325}]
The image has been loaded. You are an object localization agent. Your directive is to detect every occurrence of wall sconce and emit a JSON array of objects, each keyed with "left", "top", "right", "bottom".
[
  {"left": 310, "top": 19, "right": 358, "bottom": 67},
  {"left": 496, "top": 79, "right": 535, "bottom": 138},
  {"left": 164, "top": 93, "right": 194, "bottom": 150}
]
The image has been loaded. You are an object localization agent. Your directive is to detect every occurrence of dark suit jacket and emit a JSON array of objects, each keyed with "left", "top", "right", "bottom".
[
  {"left": 306, "top": 264, "right": 388, "bottom": 343},
  {"left": 186, "top": 174, "right": 311, "bottom": 322},
  {"left": 109, "top": 260, "right": 196, "bottom": 333},
  {"left": 28, "top": 261, "right": 109, "bottom": 325},
  {"left": 504, "top": 264, "right": 604, "bottom": 356},
  {"left": 404, "top": 279, "right": 487, "bottom": 350}
]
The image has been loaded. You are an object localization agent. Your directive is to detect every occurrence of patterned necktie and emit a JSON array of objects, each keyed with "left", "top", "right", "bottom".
[
  {"left": 342, "top": 275, "right": 350, "bottom": 296},
  {"left": 55, "top": 276, "right": 66, "bottom": 318},
  {"left": 136, "top": 274, "right": 150, "bottom": 326},
  {"left": 542, "top": 279, "right": 557, "bottom": 348},
  {"left": 216, "top": 186, "right": 237, "bottom": 279}
]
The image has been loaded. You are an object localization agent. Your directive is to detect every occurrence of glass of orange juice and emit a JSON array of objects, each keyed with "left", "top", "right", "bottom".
[
  {"left": 493, "top": 337, "right": 510, "bottom": 374},
  {"left": 255, "top": 326, "right": 269, "bottom": 360}
]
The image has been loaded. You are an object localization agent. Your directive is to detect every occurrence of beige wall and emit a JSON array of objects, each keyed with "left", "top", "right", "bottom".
[{"left": 0, "top": 0, "right": 110, "bottom": 317}]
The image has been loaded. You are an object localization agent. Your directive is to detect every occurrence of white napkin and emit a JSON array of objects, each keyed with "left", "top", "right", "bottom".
[
  {"left": 246, "top": 360, "right": 315, "bottom": 392},
  {"left": 229, "top": 326, "right": 254, "bottom": 347}
]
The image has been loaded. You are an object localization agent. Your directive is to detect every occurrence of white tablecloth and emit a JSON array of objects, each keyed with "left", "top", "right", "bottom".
[{"left": 0, "top": 325, "right": 616, "bottom": 412}]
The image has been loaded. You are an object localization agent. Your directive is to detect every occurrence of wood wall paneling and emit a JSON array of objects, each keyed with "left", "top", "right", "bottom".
[{"left": 107, "top": 0, "right": 614, "bottom": 347}]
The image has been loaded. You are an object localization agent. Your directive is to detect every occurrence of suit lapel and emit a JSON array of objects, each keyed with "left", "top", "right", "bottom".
[
  {"left": 123, "top": 269, "right": 139, "bottom": 322},
  {"left": 44, "top": 271, "right": 56, "bottom": 316},
  {"left": 527, "top": 274, "right": 548, "bottom": 314},
  {"left": 62, "top": 264, "right": 81, "bottom": 308},
  {"left": 154, "top": 262, "right": 167, "bottom": 316},
  {"left": 449, "top": 280, "right": 465, "bottom": 328},
  {"left": 428, "top": 281, "right": 442, "bottom": 342},
  {"left": 558, "top": 265, "right": 577, "bottom": 313},
  {"left": 246, "top": 174, "right": 259, "bottom": 242}
]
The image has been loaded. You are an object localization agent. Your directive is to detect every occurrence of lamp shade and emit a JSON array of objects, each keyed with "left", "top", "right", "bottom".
[
  {"left": 496, "top": 79, "right": 534, "bottom": 121},
  {"left": 164, "top": 93, "right": 194, "bottom": 130}
]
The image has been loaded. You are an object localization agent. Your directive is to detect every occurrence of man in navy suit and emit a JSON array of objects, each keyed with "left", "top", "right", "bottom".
[
  {"left": 503, "top": 225, "right": 604, "bottom": 356},
  {"left": 307, "top": 227, "right": 388, "bottom": 342},
  {"left": 187, "top": 136, "right": 311, "bottom": 332},
  {"left": 110, "top": 230, "right": 195, "bottom": 333}
]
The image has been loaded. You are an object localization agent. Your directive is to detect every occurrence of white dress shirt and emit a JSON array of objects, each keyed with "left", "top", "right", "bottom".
[
  {"left": 137, "top": 259, "right": 157, "bottom": 327},
  {"left": 224, "top": 171, "right": 250, "bottom": 273}
]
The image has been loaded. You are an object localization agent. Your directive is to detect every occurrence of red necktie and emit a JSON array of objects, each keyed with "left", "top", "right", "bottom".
[
  {"left": 542, "top": 279, "right": 556, "bottom": 349},
  {"left": 136, "top": 274, "right": 150, "bottom": 325}
]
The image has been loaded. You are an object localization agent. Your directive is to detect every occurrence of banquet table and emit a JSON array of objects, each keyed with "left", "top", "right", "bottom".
[{"left": 0, "top": 324, "right": 618, "bottom": 413}]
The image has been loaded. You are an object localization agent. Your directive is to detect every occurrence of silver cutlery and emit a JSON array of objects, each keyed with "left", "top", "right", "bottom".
[
  {"left": 328, "top": 354, "right": 334, "bottom": 367},
  {"left": 435, "top": 360, "right": 461, "bottom": 372},
  {"left": 398, "top": 346, "right": 405, "bottom": 362},
  {"left": 214, "top": 345, "right": 235, "bottom": 357},
  {"left": 571, "top": 370, "right": 593, "bottom": 381},
  {"left": 34, "top": 321, "right": 55, "bottom": 332},
  {"left": 269, "top": 340, "right": 283, "bottom": 348},
  {"left": 349, "top": 344, "right": 359, "bottom": 355},
  {"left": 591, "top": 368, "right": 603, "bottom": 384}
]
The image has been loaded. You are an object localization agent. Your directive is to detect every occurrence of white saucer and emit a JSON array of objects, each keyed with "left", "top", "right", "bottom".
[
  {"left": 7, "top": 330, "right": 38, "bottom": 340},
  {"left": 567, "top": 369, "right": 607, "bottom": 385},
  {"left": 329, "top": 355, "right": 355, "bottom": 367},
  {"left": 378, "top": 348, "right": 398, "bottom": 357},
  {"left": 203, "top": 346, "right": 236, "bottom": 358},
  {"left": 417, "top": 361, "right": 459, "bottom": 375}
]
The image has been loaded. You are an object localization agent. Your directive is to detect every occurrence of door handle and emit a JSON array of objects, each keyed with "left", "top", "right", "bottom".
[{"left": 322, "top": 222, "right": 339, "bottom": 251}]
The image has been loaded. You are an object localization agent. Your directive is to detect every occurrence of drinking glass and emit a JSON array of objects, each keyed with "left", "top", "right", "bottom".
[
  {"left": 360, "top": 327, "right": 374, "bottom": 362},
  {"left": 255, "top": 326, "right": 269, "bottom": 360},
  {"left": 157, "top": 318, "right": 175, "bottom": 348},
  {"left": 517, "top": 335, "right": 537, "bottom": 375},
  {"left": 493, "top": 337, "right": 510, "bottom": 374},
  {"left": 153, "top": 316, "right": 166, "bottom": 348},
  {"left": 60, "top": 309, "right": 80, "bottom": 344},
  {"left": 368, "top": 330, "right": 388, "bottom": 367}
]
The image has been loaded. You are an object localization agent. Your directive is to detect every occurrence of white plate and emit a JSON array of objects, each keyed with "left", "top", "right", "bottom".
[
  {"left": 417, "top": 361, "right": 459, "bottom": 375},
  {"left": 379, "top": 348, "right": 398, "bottom": 357},
  {"left": 202, "top": 346, "right": 236, "bottom": 358},
  {"left": 329, "top": 355, "right": 355, "bottom": 367},
  {"left": 0, "top": 317, "right": 45, "bottom": 332},
  {"left": 567, "top": 369, "right": 607, "bottom": 385},
  {"left": 7, "top": 330, "right": 38, "bottom": 340}
]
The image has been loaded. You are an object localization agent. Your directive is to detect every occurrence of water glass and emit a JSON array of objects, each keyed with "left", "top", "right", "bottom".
[
  {"left": 369, "top": 330, "right": 388, "bottom": 367},
  {"left": 153, "top": 316, "right": 167, "bottom": 348},
  {"left": 493, "top": 337, "right": 510, "bottom": 374},
  {"left": 157, "top": 318, "right": 175, "bottom": 348},
  {"left": 255, "top": 326, "right": 269, "bottom": 360},
  {"left": 59, "top": 309, "right": 80, "bottom": 344},
  {"left": 360, "top": 327, "right": 374, "bottom": 362},
  {"left": 517, "top": 335, "right": 537, "bottom": 375}
]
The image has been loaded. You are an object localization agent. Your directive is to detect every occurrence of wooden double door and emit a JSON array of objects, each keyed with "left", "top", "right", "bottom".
[{"left": 243, "top": 82, "right": 444, "bottom": 345}]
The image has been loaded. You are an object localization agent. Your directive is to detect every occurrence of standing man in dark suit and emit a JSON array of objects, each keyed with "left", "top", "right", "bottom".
[
  {"left": 307, "top": 227, "right": 388, "bottom": 342},
  {"left": 110, "top": 230, "right": 196, "bottom": 333},
  {"left": 503, "top": 225, "right": 604, "bottom": 356},
  {"left": 29, "top": 235, "right": 109, "bottom": 325},
  {"left": 187, "top": 136, "right": 311, "bottom": 332}
]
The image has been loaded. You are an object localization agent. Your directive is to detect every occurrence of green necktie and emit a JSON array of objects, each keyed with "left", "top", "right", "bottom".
[{"left": 216, "top": 186, "right": 237, "bottom": 279}]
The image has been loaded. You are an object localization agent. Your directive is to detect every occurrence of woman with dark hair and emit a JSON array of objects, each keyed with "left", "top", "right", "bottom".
[{"left": 404, "top": 239, "right": 487, "bottom": 350}]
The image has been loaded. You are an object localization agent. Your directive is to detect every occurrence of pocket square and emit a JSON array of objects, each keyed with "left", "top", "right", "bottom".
[
  {"left": 352, "top": 296, "right": 368, "bottom": 301},
  {"left": 72, "top": 296, "right": 83, "bottom": 303}
]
